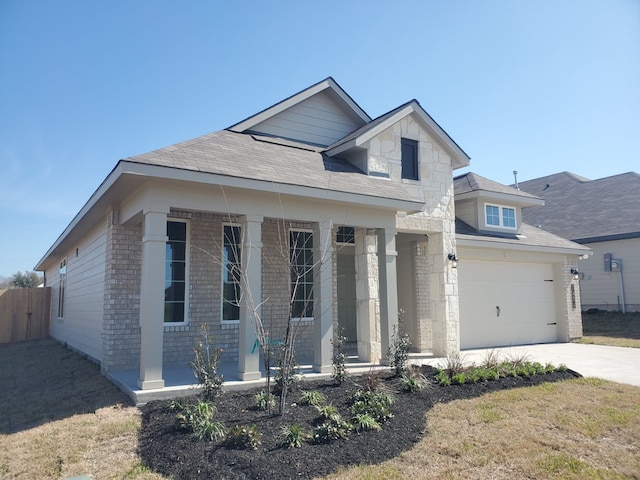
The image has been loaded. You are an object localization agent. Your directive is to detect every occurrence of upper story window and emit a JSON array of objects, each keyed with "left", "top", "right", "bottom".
[
  {"left": 165, "top": 220, "right": 188, "bottom": 323},
  {"left": 485, "top": 204, "right": 516, "bottom": 229},
  {"left": 336, "top": 226, "right": 355, "bottom": 244},
  {"left": 222, "top": 225, "right": 242, "bottom": 322},
  {"left": 401, "top": 138, "right": 419, "bottom": 180},
  {"left": 290, "top": 230, "right": 314, "bottom": 319}
]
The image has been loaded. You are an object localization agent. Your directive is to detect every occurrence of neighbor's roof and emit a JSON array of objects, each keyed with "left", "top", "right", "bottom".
[
  {"left": 517, "top": 171, "right": 640, "bottom": 242},
  {"left": 124, "top": 129, "right": 423, "bottom": 206},
  {"left": 456, "top": 218, "right": 590, "bottom": 254},
  {"left": 454, "top": 172, "right": 544, "bottom": 208}
]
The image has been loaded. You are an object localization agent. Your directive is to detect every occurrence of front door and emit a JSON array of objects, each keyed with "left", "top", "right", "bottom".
[{"left": 337, "top": 253, "right": 357, "bottom": 342}]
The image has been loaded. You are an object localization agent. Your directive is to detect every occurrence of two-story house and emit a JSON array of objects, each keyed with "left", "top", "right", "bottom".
[{"left": 35, "top": 78, "right": 589, "bottom": 401}]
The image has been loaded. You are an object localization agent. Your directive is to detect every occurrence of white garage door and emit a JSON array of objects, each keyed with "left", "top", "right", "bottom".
[{"left": 459, "top": 259, "right": 558, "bottom": 349}]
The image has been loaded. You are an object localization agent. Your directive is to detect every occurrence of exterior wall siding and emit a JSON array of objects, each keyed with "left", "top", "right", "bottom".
[
  {"left": 50, "top": 221, "right": 107, "bottom": 362},
  {"left": 578, "top": 238, "right": 640, "bottom": 312}
]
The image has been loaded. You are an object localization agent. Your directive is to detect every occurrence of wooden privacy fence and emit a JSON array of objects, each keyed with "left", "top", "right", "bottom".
[{"left": 0, "top": 288, "right": 51, "bottom": 343}]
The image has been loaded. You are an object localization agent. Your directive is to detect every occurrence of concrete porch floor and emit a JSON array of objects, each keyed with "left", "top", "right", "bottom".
[{"left": 106, "top": 351, "right": 441, "bottom": 405}]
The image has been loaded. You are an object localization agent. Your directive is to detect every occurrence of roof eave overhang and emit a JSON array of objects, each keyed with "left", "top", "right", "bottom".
[
  {"left": 35, "top": 161, "right": 423, "bottom": 270},
  {"left": 455, "top": 190, "right": 544, "bottom": 208},
  {"left": 456, "top": 235, "right": 592, "bottom": 256},
  {"left": 326, "top": 102, "right": 470, "bottom": 169}
]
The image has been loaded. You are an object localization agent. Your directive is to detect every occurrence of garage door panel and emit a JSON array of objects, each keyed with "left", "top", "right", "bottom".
[{"left": 459, "top": 259, "right": 558, "bottom": 349}]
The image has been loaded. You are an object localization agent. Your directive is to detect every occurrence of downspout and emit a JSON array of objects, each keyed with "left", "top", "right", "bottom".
[{"left": 619, "top": 261, "right": 627, "bottom": 314}]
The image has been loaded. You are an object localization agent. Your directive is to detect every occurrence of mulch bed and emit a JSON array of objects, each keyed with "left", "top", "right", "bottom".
[{"left": 138, "top": 366, "right": 580, "bottom": 480}]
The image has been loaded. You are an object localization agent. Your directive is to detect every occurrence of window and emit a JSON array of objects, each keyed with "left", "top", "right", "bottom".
[
  {"left": 401, "top": 138, "right": 419, "bottom": 180},
  {"left": 222, "top": 225, "right": 242, "bottom": 322},
  {"left": 336, "top": 226, "right": 355, "bottom": 244},
  {"left": 485, "top": 204, "right": 517, "bottom": 229},
  {"left": 57, "top": 259, "right": 67, "bottom": 318},
  {"left": 290, "top": 230, "right": 314, "bottom": 319},
  {"left": 165, "top": 220, "right": 187, "bottom": 323}
]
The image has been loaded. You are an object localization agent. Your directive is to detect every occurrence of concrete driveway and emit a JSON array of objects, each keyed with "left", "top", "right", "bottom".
[{"left": 425, "top": 343, "right": 640, "bottom": 387}]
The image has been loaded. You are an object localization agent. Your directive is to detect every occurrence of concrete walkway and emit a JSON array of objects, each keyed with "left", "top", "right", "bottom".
[{"left": 419, "top": 343, "right": 640, "bottom": 387}]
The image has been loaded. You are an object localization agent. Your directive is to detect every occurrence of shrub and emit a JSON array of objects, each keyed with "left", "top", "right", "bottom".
[
  {"left": 350, "top": 389, "right": 394, "bottom": 424},
  {"left": 278, "top": 424, "right": 310, "bottom": 448},
  {"left": 359, "top": 369, "right": 385, "bottom": 392},
  {"left": 299, "top": 390, "right": 326, "bottom": 407},
  {"left": 351, "top": 413, "right": 382, "bottom": 433},
  {"left": 331, "top": 328, "right": 349, "bottom": 384},
  {"left": 451, "top": 372, "right": 466, "bottom": 385},
  {"left": 315, "top": 403, "right": 339, "bottom": 420},
  {"left": 436, "top": 369, "right": 451, "bottom": 386},
  {"left": 252, "top": 390, "right": 276, "bottom": 411},
  {"left": 225, "top": 424, "right": 262, "bottom": 449},
  {"left": 312, "top": 414, "right": 351, "bottom": 443},
  {"left": 175, "top": 400, "right": 226, "bottom": 442},
  {"left": 444, "top": 353, "right": 467, "bottom": 377},
  {"left": 387, "top": 323, "right": 411, "bottom": 375},
  {"left": 400, "top": 367, "right": 428, "bottom": 393},
  {"left": 480, "top": 349, "right": 502, "bottom": 369},
  {"left": 190, "top": 324, "right": 224, "bottom": 401}
]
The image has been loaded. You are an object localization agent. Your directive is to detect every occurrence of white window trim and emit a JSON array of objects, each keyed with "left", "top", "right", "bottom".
[
  {"left": 164, "top": 218, "right": 190, "bottom": 326},
  {"left": 484, "top": 203, "right": 517, "bottom": 230},
  {"left": 289, "top": 228, "right": 315, "bottom": 322},
  {"left": 221, "top": 222, "right": 242, "bottom": 325}
]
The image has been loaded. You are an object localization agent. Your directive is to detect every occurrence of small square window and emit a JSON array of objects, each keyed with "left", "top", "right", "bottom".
[{"left": 401, "top": 138, "right": 418, "bottom": 180}]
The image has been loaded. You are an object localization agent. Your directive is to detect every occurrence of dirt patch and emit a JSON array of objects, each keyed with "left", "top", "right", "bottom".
[{"left": 139, "top": 367, "right": 579, "bottom": 480}]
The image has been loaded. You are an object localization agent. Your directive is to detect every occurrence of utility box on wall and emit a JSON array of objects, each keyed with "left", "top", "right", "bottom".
[{"left": 604, "top": 253, "right": 612, "bottom": 271}]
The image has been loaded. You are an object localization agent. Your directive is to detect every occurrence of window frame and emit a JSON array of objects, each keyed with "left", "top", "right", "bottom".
[
  {"left": 164, "top": 219, "right": 189, "bottom": 325},
  {"left": 57, "top": 258, "right": 67, "bottom": 319},
  {"left": 401, "top": 138, "right": 419, "bottom": 181},
  {"left": 484, "top": 203, "right": 517, "bottom": 230},
  {"left": 221, "top": 223, "right": 242, "bottom": 324},
  {"left": 289, "top": 229, "right": 315, "bottom": 321}
]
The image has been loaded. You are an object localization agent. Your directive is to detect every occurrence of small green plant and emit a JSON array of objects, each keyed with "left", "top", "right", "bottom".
[
  {"left": 190, "top": 324, "right": 225, "bottom": 401},
  {"left": 312, "top": 414, "right": 351, "bottom": 443},
  {"left": 436, "top": 369, "right": 451, "bottom": 386},
  {"left": 351, "top": 413, "right": 382, "bottom": 433},
  {"left": 557, "top": 363, "right": 568, "bottom": 372},
  {"left": 315, "top": 403, "right": 339, "bottom": 420},
  {"left": 360, "top": 369, "right": 385, "bottom": 392},
  {"left": 253, "top": 390, "right": 276, "bottom": 411},
  {"left": 544, "top": 362, "right": 556, "bottom": 373},
  {"left": 225, "top": 424, "right": 262, "bottom": 449},
  {"left": 387, "top": 315, "right": 411, "bottom": 375},
  {"left": 331, "top": 327, "right": 349, "bottom": 384},
  {"left": 451, "top": 372, "right": 466, "bottom": 385},
  {"left": 299, "top": 390, "right": 326, "bottom": 407},
  {"left": 350, "top": 389, "right": 394, "bottom": 424},
  {"left": 278, "top": 424, "right": 310, "bottom": 448},
  {"left": 175, "top": 400, "right": 226, "bottom": 442},
  {"left": 400, "top": 367, "right": 427, "bottom": 393}
]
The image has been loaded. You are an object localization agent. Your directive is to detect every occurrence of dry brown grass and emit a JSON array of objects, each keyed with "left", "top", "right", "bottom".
[
  {"left": 0, "top": 339, "right": 167, "bottom": 479},
  {"left": 324, "top": 378, "right": 640, "bottom": 480},
  {"left": 578, "top": 311, "right": 640, "bottom": 348}
]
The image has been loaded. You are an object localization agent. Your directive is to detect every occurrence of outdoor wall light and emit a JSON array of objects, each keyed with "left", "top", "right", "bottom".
[
  {"left": 448, "top": 253, "right": 458, "bottom": 268},
  {"left": 570, "top": 268, "right": 580, "bottom": 280}
]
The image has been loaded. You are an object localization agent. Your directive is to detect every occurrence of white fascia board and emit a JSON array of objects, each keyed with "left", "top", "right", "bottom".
[
  {"left": 456, "top": 235, "right": 592, "bottom": 256},
  {"left": 229, "top": 78, "right": 370, "bottom": 133},
  {"left": 122, "top": 162, "right": 423, "bottom": 213}
]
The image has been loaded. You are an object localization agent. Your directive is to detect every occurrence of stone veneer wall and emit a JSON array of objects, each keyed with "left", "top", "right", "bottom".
[
  {"left": 102, "top": 210, "right": 142, "bottom": 372},
  {"left": 556, "top": 256, "right": 584, "bottom": 341}
]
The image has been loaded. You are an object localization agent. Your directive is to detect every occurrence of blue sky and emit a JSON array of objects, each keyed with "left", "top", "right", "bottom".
[{"left": 1, "top": 0, "right": 639, "bottom": 278}]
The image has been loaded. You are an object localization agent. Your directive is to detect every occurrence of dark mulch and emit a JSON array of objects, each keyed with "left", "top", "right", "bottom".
[{"left": 138, "top": 366, "right": 580, "bottom": 480}]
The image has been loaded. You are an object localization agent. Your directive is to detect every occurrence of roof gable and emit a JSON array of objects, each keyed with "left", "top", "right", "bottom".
[
  {"left": 228, "top": 77, "right": 370, "bottom": 146},
  {"left": 325, "top": 100, "right": 470, "bottom": 169},
  {"left": 454, "top": 172, "right": 543, "bottom": 207}
]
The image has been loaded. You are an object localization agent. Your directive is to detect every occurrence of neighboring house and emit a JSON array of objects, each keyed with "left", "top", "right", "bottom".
[
  {"left": 518, "top": 172, "right": 640, "bottom": 313},
  {"left": 35, "top": 78, "right": 589, "bottom": 395}
]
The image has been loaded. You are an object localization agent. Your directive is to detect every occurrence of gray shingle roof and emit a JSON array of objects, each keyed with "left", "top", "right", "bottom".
[
  {"left": 124, "top": 130, "right": 422, "bottom": 204},
  {"left": 517, "top": 172, "right": 640, "bottom": 241},
  {"left": 456, "top": 218, "right": 590, "bottom": 251},
  {"left": 454, "top": 172, "right": 541, "bottom": 200}
]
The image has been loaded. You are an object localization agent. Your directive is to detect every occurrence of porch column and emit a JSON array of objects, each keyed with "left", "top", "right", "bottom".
[
  {"left": 355, "top": 229, "right": 380, "bottom": 362},
  {"left": 238, "top": 214, "right": 262, "bottom": 381},
  {"left": 429, "top": 232, "right": 460, "bottom": 357},
  {"left": 313, "top": 220, "right": 334, "bottom": 373},
  {"left": 378, "top": 227, "right": 398, "bottom": 365},
  {"left": 137, "top": 206, "right": 169, "bottom": 390}
]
